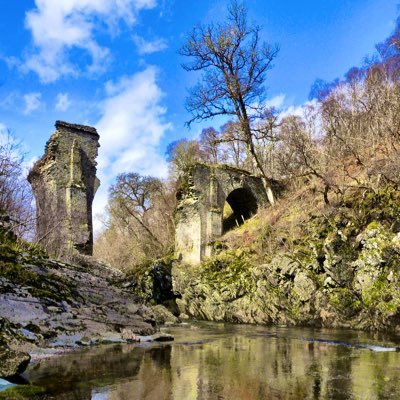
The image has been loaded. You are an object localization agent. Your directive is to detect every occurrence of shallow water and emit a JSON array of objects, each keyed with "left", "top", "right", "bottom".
[{"left": 14, "top": 322, "right": 400, "bottom": 399}]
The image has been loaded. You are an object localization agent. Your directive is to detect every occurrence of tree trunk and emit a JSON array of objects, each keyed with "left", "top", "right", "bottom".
[{"left": 245, "top": 130, "right": 275, "bottom": 205}]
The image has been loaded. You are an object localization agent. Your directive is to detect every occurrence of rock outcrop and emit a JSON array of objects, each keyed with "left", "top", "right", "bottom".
[
  {"left": 0, "top": 256, "right": 157, "bottom": 352},
  {"left": 0, "top": 319, "right": 31, "bottom": 377},
  {"left": 28, "top": 121, "right": 100, "bottom": 258},
  {"left": 172, "top": 184, "right": 400, "bottom": 332},
  {"left": 0, "top": 222, "right": 158, "bottom": 370},
  {"left": 0, "top": 348, "right": 30, "bottom": 378}
]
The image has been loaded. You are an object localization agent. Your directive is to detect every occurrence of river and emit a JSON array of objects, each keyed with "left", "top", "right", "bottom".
[{"left": 7, "top": 322, "right": 400, "bottom": 399}]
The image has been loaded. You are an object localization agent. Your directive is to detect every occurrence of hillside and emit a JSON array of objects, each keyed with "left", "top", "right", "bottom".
[{"left": 172, "top": 179, "right": 400, "bottom": 332}]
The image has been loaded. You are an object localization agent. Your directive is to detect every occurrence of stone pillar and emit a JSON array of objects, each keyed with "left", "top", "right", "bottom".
[
  {"left": 175, "top": 204, "right": 202, "bottom": 265},
  {"left": 174, "top": 171, "right": 203, "bottom": 265},
  {"left": 28, "top": 121, "right": 100, "bottom": 258},
  {"left": 205, "top": 173, "right": 222, "bottom": 258}
]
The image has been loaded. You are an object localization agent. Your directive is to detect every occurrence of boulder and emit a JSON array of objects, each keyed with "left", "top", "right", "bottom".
[
  {"left": 151, "top": 305, "right": 179, "bottom": 325},
  {"left": 0, "top": 346, "right": 30, "bottom": 377}
]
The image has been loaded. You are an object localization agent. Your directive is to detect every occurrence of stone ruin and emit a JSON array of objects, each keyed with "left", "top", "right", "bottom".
[
  {"left": 28, "top": 121, "right": 100, "bottom": 257},
  {"left": 175, "top": 163, "right": 269, "bottom": 265}
]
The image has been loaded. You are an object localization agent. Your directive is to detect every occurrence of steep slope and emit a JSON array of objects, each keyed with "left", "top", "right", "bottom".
[{"left": 173, "top": 182, "right": 400, "bottom": 332}]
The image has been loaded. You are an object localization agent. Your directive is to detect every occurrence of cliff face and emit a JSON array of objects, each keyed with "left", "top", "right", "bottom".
[
  {"left": 28, "top": 121, "right": 100, "bottom": 258},
  {"left": 172, "top": 183, "right": 400, "bottom": 332}
]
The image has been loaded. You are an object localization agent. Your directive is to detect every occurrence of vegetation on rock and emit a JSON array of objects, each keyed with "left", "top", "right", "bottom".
[
  {"left": 0, "top": 221, "right": 158, "bottom": 378},
  {"left": 172, "top": 183, "right": 400, "bottom": 331},
  {"left": 90, "top": 2, "right": 400, "bottom": 333}
]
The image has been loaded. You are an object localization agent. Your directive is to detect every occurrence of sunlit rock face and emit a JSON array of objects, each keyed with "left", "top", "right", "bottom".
[{"left": 28, "top": 121, "right": 100, "bottom": 257}]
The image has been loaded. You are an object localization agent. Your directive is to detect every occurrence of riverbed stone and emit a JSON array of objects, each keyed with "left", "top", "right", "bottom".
[
  {"left": 0, "top": 347, "right": 30, "bottom": 377},
  {"left": 0, "top": 251, "right": 158, "bottom": 358},
  {"left": 152, "top": 333, "right": 174, "bottom": 342},
  {"left": 151, "top": 305, "right": 179, "bottom": 325}
]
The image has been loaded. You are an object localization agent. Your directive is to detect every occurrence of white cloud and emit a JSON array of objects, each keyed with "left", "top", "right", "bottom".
[
  {"left": 265, "top": 94, "right": 286, "bottom": 110},
  {"left": 24, "top": 0, "right": 157, "bottom": 82},
  {"left": 23, "top": 92, "right": 42, "bottom": 114},
  {"left": 93, "top": 66, "right": 172, "bottom": 231},
  {"left": 0, "top": 123, "right": 33, "bottom": 175},
  {"left": 279, "top": 99, "right": 318, "bottom": 120},
  {"left": 132, "top": 35, "right": 168, "bottom": 54},
  {"left": 55, "top": 93, "right": 71, "bottom": 112},
  {"left": 0, "top": 122, "right": 9, "bottom": 141}
]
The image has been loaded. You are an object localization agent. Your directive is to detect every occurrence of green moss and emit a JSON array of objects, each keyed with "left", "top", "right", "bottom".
[
  {"left": 289, "top": 302, "right": 301, "bottom": 319},
  {"left": 0, "top": 261, "right": 39, "bottom": 285},
  {"left": 347, "top": 184, "right": 400, "bottom": 230},
  {"left": 0, "top": 223, "right": 47, "bottom": 264},
  {"left": 362, "top": 274, "right": 393, "bottom": 308},
  {"left": 0, "top": 243, "right": 21, "bottom": 262},
  {"left": 376, "top": 301, "right": 398, "bottom": 316},
  {"left": 157, "top": 250, "right": 177, "bottom": 267},
  {"left": 126, "top": 259, "right": 155, "bottom": 281},
  {"left": 328, "top": 288, "right": 361, "bottom": 315},
  {"left": 200, "top": 249, "right": 255, "bottom": 295},
  {"left": 211, "top": 240, "right": 228, "bottom": 253},
  {"left": 0, "top": 260, "right": 78, "bottom": 303},
  {"left": 0, "top": 385, "right": 46, "bottom": 399},
  {"left": 125, "top": 255, "right": 176, "bottom": 304}
]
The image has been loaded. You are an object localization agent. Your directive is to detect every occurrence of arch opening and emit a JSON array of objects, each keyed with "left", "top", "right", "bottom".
[{"left": 222, "top": 188, "right": 258, "bottom": 233}]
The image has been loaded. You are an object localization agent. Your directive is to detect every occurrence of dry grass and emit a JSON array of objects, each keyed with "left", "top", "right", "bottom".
[
  {"left": 222, "top": 179, "right": 327, "bottom": 260},
  {"left": 220, "top": 161, "right": 376, "bottom": 262}
]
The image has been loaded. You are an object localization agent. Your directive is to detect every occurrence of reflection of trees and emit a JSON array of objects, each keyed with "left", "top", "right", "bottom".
[
  {"left": 148, "top": 345, "right": 172, "bottom": 372},
  {"left": 306, "top": 343, "right": 323, "bottom": 400},
  {"left": 27, "top": 345, "right": 145, "bottom": 400},
  {"left": 351, "top": 350, "right": 400, "bottom": 399},
  {"left": 326, "top": 346, "right": 354, "bottom": 400},
  {"left": 26, "top": 326, "right": 400, "bottom": 400},
  {"left": 110, "top": 345, "right": 173, "bottom": 400}
]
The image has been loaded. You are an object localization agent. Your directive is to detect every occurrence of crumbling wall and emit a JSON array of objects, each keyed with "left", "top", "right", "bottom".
[
  {"left": 28, "top": 121, "right": 100, "bottom": 257},
  {"left": 175, "top": 163, "right": 268, "bottom": 265}
]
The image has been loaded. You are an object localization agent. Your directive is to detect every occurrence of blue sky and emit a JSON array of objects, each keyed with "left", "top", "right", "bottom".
[{"left": 0, "top": 0, "right": 398, "bottom": 225}]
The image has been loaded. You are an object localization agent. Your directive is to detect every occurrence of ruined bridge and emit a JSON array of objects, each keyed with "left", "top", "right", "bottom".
[
  {"left": 28, "top": 121, "right": 100, "bottom": 257},
  {"left": 175, "top": 163, "right": 268, "bottom": 265},
  {"left": 28, "top": 121, "right": 273, "bottom": 265}
]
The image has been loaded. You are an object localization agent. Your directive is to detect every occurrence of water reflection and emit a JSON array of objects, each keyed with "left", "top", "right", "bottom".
[{"left": 22, "top": 323, "right": 400, "bottom": 400}]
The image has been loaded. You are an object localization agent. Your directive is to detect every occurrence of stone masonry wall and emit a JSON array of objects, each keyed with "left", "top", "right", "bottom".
[
  {"left": 28, "top": 121, "right": 100, "bottom": 257},
  {"left": 175, "top": 163, "right": 267, "bottom": 265}
]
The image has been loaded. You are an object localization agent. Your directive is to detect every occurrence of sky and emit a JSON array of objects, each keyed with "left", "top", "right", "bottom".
[{"left": 0, "top": 0, "right": 398, "bottom": 229}]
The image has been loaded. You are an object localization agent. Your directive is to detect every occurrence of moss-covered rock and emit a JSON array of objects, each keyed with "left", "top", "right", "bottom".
[
  {"left": 0, "top": 218, "right": 158, "bottom": 373},
  {"left": 0, "top": 384, "right": 46, "bottom": 399},
  {"left": 172, "top": 182, "right": 400, "bottom": 332},
  {"left": 0, "top": 348, "right": 30, "bottom": 378}
]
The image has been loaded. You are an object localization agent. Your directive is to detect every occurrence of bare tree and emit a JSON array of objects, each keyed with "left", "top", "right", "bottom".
[
  {"left": 95, "top": 173, "right": 176, "bottom": 270},
  {"left": 199, "top": 127, "right": 221, "bottom": 164},
  {"left": 0, "top": 131, "right": 35, "bottom": 238},
  {"left": 180, "top": 0, "right": 279, "bottom": 204},
  {"left": 276, "top": 114, "right": 334, "bottom": 204},
  {"left": 166, "top": 139, "right": 204, "bottom": 177},
  {"left": 219, "top": 121, "right": 248, "bottom": 168}
]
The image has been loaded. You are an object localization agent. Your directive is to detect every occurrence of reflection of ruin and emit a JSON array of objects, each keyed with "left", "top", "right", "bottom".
[
  {"left": 175, "top": 163, "right": 268, "bottom": 265},
  {"left": 28, "top": 121, "right": 100, "bottom": 257}
]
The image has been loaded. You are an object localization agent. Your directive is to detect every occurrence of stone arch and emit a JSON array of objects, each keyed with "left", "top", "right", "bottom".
[
  {"left": 223, "top": 187, "right": 258, "bottom": 233},
  {"left": 175, "top": 163, "right": 270, "bottom": 265}
]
